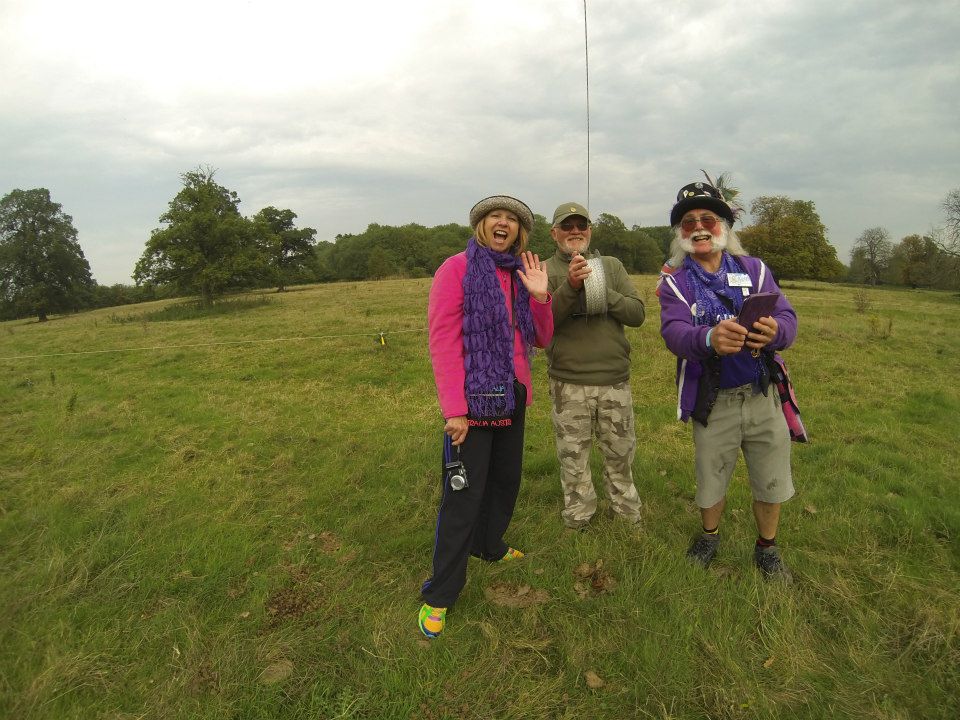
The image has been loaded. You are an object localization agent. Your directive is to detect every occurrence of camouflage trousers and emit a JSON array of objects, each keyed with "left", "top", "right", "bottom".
[{"left": 549, "top": 378, "right": 642, "bottom": 527}]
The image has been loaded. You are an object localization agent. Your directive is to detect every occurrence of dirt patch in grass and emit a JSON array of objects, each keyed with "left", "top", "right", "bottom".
[
  {"left": 316, "top": 530, "right": 341, "bottom": 553},
  {"left": 265, "top": 566, "right": 323, "bottom": 627},
  {"left": 188, "top": 659, "right": 221, "bottom": 695},
  {"left": 573, "top": 560, "right": 617, "bottom": 598},
  {"left": 259, "top": 658, "right": 294, "bottom": 685},
  {"left": 484, "top": 582, "right": 550, "bottom": 608},
  {"left": 282, "top": 529, "right": 342, "bottom": 554}
]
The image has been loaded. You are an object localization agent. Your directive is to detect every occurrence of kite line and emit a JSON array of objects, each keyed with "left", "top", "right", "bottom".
[{"left": 583, "top": 0, "right": 591, "bottom": 211}]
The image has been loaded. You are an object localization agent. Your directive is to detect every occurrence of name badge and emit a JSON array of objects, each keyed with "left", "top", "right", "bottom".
[{"left": 727, "top": 272, "right": 752, "bottom": 288}]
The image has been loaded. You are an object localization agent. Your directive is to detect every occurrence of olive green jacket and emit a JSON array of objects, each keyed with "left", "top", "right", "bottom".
[{"left": 544, "top": 251, "right": 645, "bottom": 386}]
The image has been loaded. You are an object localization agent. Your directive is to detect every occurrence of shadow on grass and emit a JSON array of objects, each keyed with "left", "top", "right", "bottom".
[
  {"left": 779, "top": 281, "right": 831, "bottom": 291},
  {"left": 270, "top": 284, "right": 320, "bottom": 294},
  {"left": 5, "top": 314, "right": 74, "bottom": 326},
  {"left": 133, "top": 296, "right": 273, "bottom": 322}
]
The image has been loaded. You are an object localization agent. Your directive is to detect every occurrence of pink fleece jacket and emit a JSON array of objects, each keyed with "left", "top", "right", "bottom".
[{"left": 428, "top": 251, "right": 553, "bottom": 420}]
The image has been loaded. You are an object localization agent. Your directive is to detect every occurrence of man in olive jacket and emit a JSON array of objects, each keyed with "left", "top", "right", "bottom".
[{"left": 544, "top": 202, "right": 645, "bottom": 529}]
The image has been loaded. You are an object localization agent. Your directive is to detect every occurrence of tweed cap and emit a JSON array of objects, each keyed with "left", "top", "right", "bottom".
[
  {"left": 552, "top": 202, "right": 591, "bottom": 225},
  {"left": 670, "top": 182, "right": 735, "bottom": 227},
  {"left": 469, "top": 195, "right": 534, "bottom": 232}
]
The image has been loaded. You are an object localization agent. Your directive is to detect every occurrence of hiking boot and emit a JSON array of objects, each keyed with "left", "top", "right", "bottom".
[
  {"left": 563, "top": 515, "right": 593, "bottom": 530},
  {"left": 617, "top": 513, "right": 644, "bottom": 528},
  {"left": 418, "top": 604, "right": 447, "bottom": 639},
  {"left": 754, "top": 545, "right": 793, "bottom": 584},
  {"left": 686, "top": 533, "right": 720, "bottom": 568}
]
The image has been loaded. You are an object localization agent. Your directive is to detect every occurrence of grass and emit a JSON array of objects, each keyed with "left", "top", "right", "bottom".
[{"left": 1, "top": 278, "right": 958, "bottom": 719}]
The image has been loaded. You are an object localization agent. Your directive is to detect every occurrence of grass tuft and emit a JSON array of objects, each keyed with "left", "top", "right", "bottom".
[{"left": 867, "top": 315, "right": 893, "bottom": 340}]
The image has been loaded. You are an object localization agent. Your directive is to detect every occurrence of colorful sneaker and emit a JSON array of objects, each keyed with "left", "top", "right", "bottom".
[
  {"left": 418, "top": 604, "right": 447, "bottom": 639},
  {"left": 686, "top": 533, "right": 720, "bottom": 568},
  {"left": 754, "top": 545, "right": 793, "bottom": 584},
  {"left": 501, "top": 547, "right": 524, "bottom": 561}
]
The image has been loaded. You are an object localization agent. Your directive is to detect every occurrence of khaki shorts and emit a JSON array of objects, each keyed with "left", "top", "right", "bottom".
[{"left": 692, "top": 384, "right": 794, "bottom": 508}]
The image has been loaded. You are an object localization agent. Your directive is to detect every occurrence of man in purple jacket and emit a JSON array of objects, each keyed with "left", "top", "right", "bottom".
[{"left": 659, "top": 181, "right": 797, "bottom": 582}]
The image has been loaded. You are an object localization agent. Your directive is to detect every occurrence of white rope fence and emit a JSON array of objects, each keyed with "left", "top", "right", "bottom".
[{"left": 0, "top": 327, "right": 428, "bottom": 362}]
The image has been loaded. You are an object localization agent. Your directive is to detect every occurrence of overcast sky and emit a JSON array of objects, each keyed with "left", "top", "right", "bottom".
[{"left": 2, "top": 0, "right": 958, "bottom": 285}]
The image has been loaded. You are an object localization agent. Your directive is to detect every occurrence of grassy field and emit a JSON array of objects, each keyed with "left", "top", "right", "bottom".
[{"left": 1, "top": 277, "right": 958, "bottom": 720}]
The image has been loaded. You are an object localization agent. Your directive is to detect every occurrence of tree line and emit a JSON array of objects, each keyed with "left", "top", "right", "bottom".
[
  {"left": 844, "top": 190, "right": 960, "bottom": 290},
  {"left": 314, "top": 212, "right": 674, "bottom": 284},
  {"left": 848, "top": 231, "right": 960, "bottom": 290},
  {"left": 3, "top": 169, "right": 958, "bottom": 322}
]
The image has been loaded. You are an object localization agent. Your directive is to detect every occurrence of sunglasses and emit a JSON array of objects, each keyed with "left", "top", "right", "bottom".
[
  {"left": 558, "top": 219, "right": 590, "bottom": 232},
  {"left": 680, "top": 215, "right": 720, "bottom": 231}
]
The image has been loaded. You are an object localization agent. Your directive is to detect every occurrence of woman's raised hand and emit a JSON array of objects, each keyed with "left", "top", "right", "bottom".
[{"left": 517, "top": 252, "right": 549, "bottom": 302}]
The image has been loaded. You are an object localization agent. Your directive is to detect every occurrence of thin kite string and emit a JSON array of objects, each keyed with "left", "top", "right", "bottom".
[{"left": 584, "top": 0, "right": 591, "bottom": 211}]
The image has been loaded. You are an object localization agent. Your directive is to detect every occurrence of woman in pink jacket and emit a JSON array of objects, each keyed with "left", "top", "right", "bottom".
[{"left": 419, "top": 195, "right": 553, "bottom": 639}]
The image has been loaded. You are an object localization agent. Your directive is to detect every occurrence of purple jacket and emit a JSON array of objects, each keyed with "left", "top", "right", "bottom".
[{"left": 658, "top": 254, "right": 797, "bottom": 422}]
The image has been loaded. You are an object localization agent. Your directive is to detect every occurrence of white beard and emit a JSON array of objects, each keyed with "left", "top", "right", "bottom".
[{"left": 680, "top": 224, "right": 728, "bottom": 254}]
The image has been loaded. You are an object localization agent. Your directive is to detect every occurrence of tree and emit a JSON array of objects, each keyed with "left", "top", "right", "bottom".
[
  {"left": 934, "top": 188, "right": 960, "bottom": 258},
  {"left": 887, "top": 234, "right": 937, "bottom": 288},
  {"left": 89, "top": 282, "right": 156, "bottom": 310},
  {"left": 527, "top": 213, "right": 554, "bottom": 259},
  {"left": 591, "top": 213, "right": 628, "bottom": 246},
  {"left": 925, "top": 228, "right": 960, "bottom": 291},
  {"left": 630, "top": 229, "right": 665, "bottom": 273},
  {"left": 310, "top": 241, "right": 337, "bottom": 282},
  {"left": 739, "top": 196, "right": 844, "bottom": 280},
  {"left": 251, "top": 206, "right": 316, "bottom": 292},
  {"left": 0, "top": 188, "right": 94, "bottom": 321},
  {"left": 366, "top": 246, "right": 394, "bottom": 280},
  {"left": 588, "top": 213, "right": 662, "bottom": 273},
  {"left": 591, "top": 213, "right": 631, "bottom": 265},
  {"left": 635, "top": 225, "right": 673, "bottom": 258},
  {"left": 849, "top": 227, "right": 893, "bottom": 285},
  {"left": 134, "top": 168, "right": 259, "bottom": 305}
]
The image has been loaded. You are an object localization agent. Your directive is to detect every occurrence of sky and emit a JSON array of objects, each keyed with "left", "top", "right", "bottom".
[{"left": 2, "top": 0, "right": 958, "bottom": 285}]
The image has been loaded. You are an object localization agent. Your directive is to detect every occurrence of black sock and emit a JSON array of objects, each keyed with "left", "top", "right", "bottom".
[
  {"left": 756, "top": 535, "right": 776, "bottom": 548},
  {"left": 703, "top": 525, "right": 719, "bottom": 535}
]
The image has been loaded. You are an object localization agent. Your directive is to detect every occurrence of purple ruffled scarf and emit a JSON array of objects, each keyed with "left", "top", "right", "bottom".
[
  {"left": 462, "top": 237, "right": 535, "bottom": 418},
  {"left": 683, "top": 252, "right": 764, "bottom": 385}
]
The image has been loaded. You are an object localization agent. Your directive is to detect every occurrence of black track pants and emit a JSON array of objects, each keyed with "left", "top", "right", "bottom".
[{"left": 421, "top": 383, "right": 527, "bottom": 608}]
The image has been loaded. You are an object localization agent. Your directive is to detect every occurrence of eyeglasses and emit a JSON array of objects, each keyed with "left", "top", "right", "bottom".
[
  {"left": 558, "top": 219, "right": 590, "bottom": 232},
  {"left": 680, "top": 215, "right": 720, "bottom": 231}
]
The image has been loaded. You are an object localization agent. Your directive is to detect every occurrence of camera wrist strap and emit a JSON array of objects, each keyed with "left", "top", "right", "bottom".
[{"left": 443, "top": 433, "right": 461, "bottom": 464}]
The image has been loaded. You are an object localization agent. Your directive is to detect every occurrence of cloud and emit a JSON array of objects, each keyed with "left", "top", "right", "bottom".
[{"left": 1, "top": 0, "right": 958, "bottom": 283}]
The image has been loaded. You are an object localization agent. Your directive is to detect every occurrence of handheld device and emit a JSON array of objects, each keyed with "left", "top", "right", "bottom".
[{"left": 737, "top": 291, "right": 779, "bottom": 333}]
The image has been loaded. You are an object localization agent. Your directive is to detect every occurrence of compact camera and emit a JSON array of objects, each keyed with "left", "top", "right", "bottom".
[{"left": 445, "top": 461, "right": 469, "bottom": 491}]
